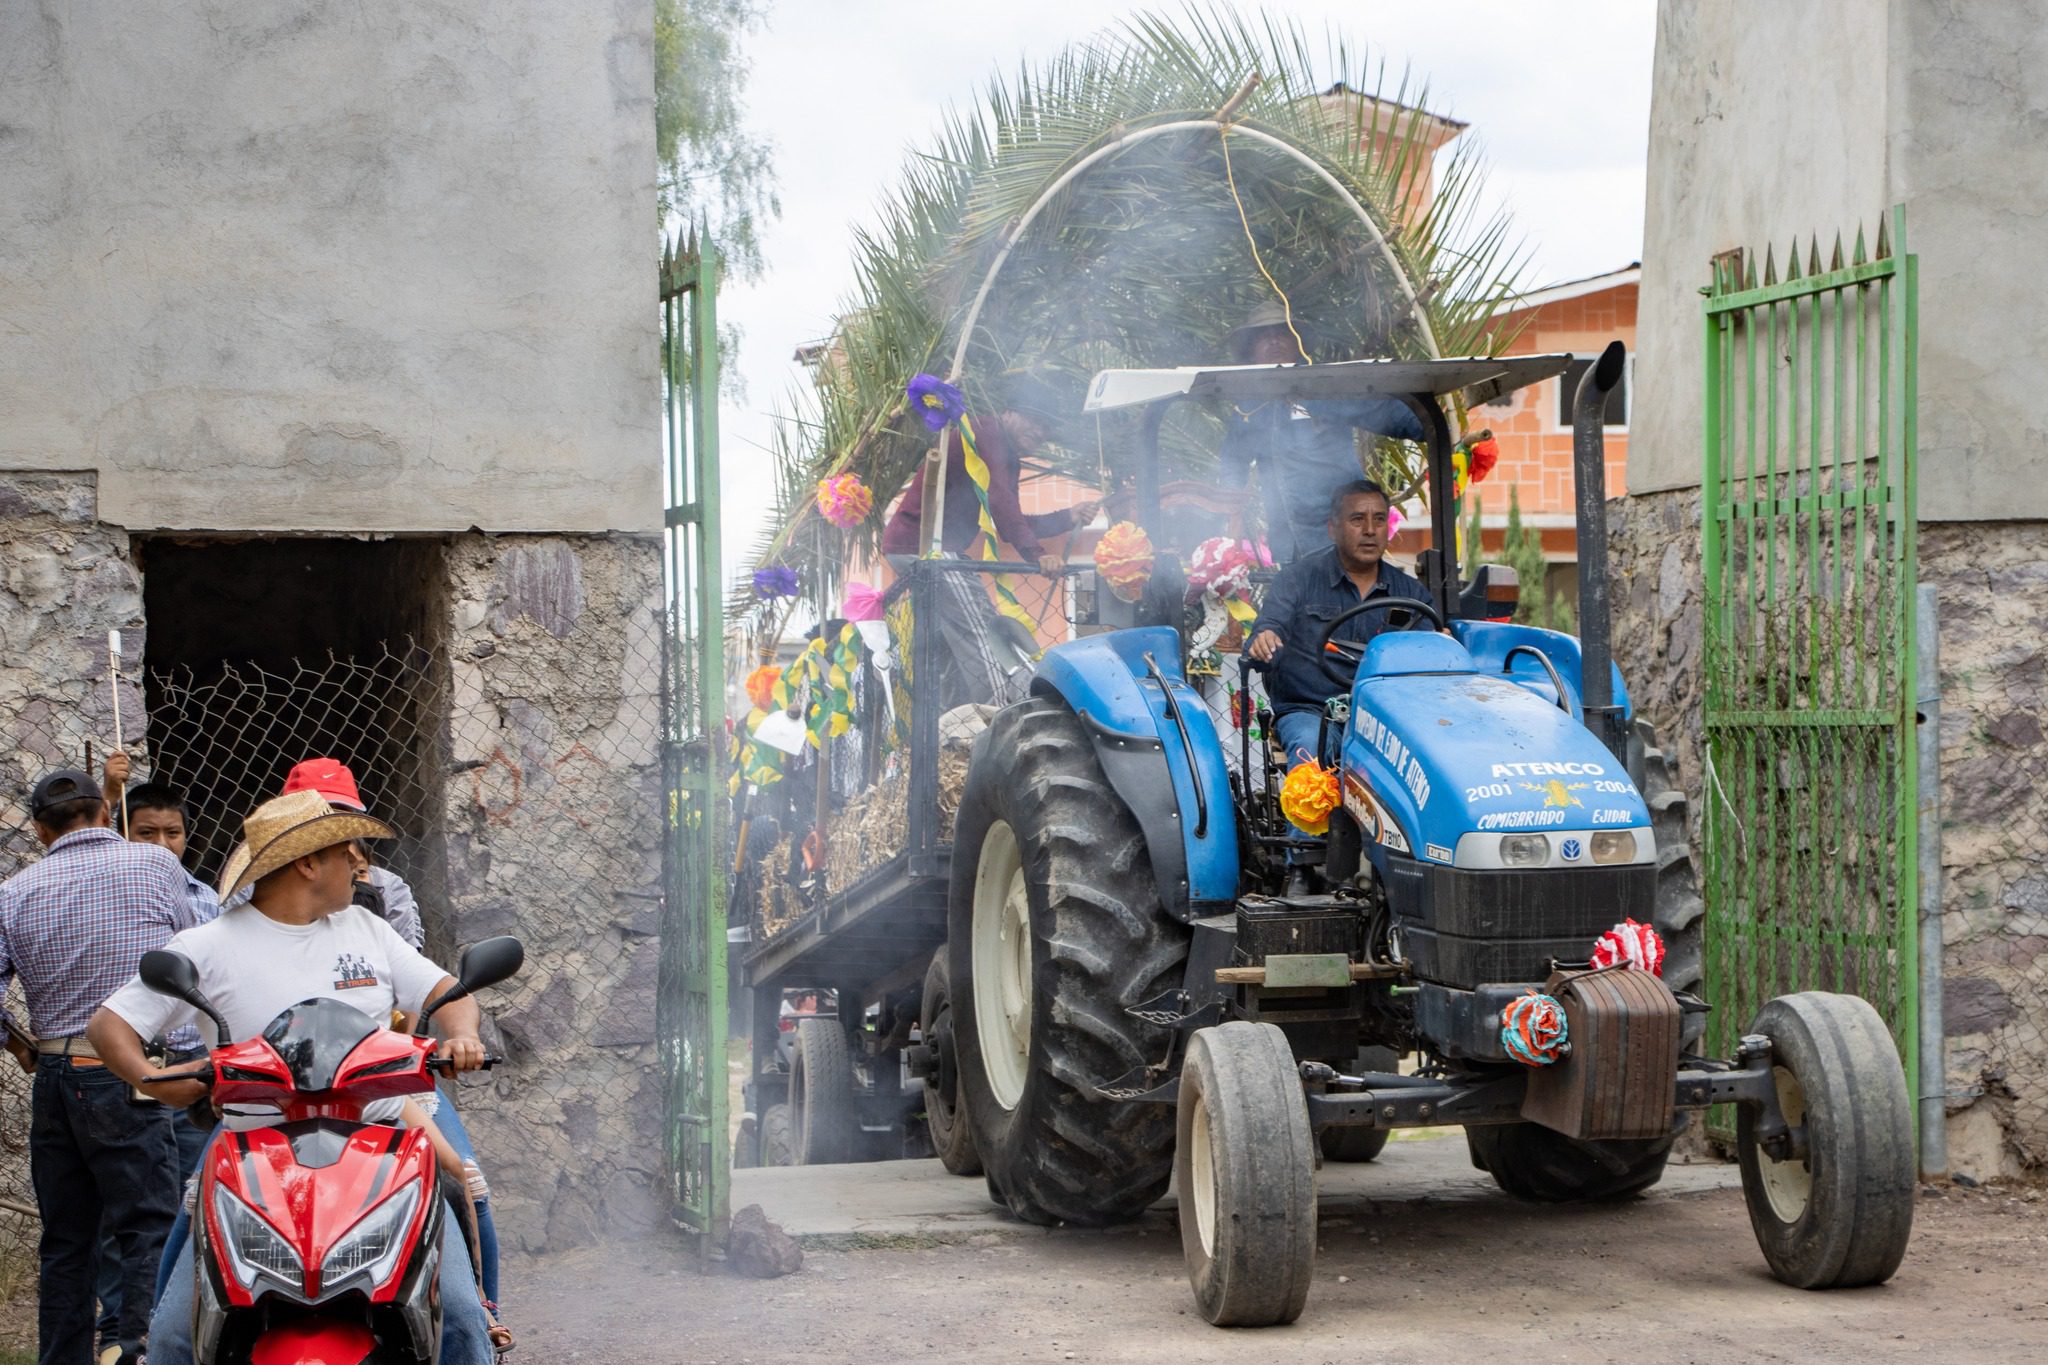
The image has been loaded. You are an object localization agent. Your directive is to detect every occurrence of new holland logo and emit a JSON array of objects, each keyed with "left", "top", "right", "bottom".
[
  {"left": 1522, "top": 779, "right": 1588, "bottom": 810},
  {"left": 1560, "top": 837, "right": 1585, "bottom": 862}
]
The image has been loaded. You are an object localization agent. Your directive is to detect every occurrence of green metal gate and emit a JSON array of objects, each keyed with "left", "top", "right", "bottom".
[
  {"left": 658, "top": 231, "right": 728, "bottom": 1246},
  {"left": 1700, "top": 207, "right": 1918, "bottom": 1099}
]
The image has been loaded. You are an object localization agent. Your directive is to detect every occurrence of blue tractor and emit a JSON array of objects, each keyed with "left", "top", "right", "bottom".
[{"left": 944, "top": 343, "right": 1916, "bottom": 1324}]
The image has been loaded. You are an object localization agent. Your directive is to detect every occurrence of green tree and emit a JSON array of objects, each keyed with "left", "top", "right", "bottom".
[
  {"left": 655, "top": 0, "right": 779, "bottom": 279},
  {"left": 1464, "top": 486, "right": 1575, "bottom": 634}
]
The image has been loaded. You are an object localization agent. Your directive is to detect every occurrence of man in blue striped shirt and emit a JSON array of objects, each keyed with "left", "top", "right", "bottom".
[{"left": 0, "top": 769, "right": 199, "bottom": 1365}]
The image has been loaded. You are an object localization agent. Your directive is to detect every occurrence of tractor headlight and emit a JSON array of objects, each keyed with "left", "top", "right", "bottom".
[
  {"left": 321, "top": 1182, "right": 422, "bottom": 1292},
  {"left": 1498, "top": 834, "right": 1550, "bottom": 869},
  {"left": 1590, "top": 831, "right": 1638, "bottom": 865},
  {"left": 212, "top": 1185, "right": 303, "bottom": 1293}
]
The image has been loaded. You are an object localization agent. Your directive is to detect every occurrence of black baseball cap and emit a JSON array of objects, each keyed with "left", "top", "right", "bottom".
[{"left": 29, "top": 769, "right": 101, "bottom": 820}]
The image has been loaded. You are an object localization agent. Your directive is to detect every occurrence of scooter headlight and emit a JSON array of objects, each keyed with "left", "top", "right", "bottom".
[
  {"left": 321, "top": 1182, "right": 422, "bottom": 1291},
  {"left": 211, "top": 1185, "right": 303, "bottom": 1293}
]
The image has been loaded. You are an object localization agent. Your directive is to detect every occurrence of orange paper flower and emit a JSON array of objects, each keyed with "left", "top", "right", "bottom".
[
  {"left": 744, "top": 665, "right": 783, "bottom": 711},
  {"left": 816, "top": 473, "right": 874, "bottom": 529},
  {"left": 1279, "top": 760, "right": 1341, "bottom": 835},
  {"left": 1092, "top": 520, "right": 1155, "bottom": 601}
]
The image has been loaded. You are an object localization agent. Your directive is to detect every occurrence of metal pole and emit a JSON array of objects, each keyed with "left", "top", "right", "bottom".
[
  {"left": 1571, "top": 341, "right": 1628, "bottom": 762},
  {"left": 1914, "top": 582, "right": 1947, "bottom": 1176}
]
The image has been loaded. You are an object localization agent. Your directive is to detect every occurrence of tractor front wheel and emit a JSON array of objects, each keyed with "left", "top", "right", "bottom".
[
  {"left": 920, "top": 949, "right": 980, "bottom": 1176},
  {"left": 789, "top": 1018, "right": 855, "bottom": 1165},
  {"left": 1176, "top": 1022, "right": 1317, "bottom": 1326},
  {"left": 1318, "top": 1046, "right": 1398, "bottom": 1162},
  {"left": 1738, "top": 992, "right": 1914, "bottom": 1288}
]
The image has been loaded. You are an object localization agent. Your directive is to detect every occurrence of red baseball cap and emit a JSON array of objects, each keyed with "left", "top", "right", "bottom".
[{"left": 280, "top": 757, "right": 366, "bottom": 811}]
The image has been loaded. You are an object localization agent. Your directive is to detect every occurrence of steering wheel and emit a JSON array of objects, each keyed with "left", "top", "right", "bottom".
[{"left": 1314, "top": 596, "right": 1447, "bottom": 689}]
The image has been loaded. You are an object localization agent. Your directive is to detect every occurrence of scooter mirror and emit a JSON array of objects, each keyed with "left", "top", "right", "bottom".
[
  {"left": 457, "top": 936, "right": 525, "bottom": 994},
  {"left": 139, "top": 950, "right": 232, "bottom": 1044}
]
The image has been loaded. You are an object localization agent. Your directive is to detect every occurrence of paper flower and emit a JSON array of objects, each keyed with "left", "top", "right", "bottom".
[
  {"left": 1385, "top": 505, "right": 1404, "bottom": 540},
  {"left": 744, "top": 665, "right": 783, "bottom": 712},
  {"left": 1187, "top": 536, "right": 1257, "bottom": 601},
  {"left": 1590, "top": 918, "right": 1667, "bottom": 975},
  {"left": 906, "top": 373, "right": 966, "bottom": 432},
  {"left": 1467, "top": 434, "right": 1499, "bottom": 483},
  {"left": 1279, "top": 760, "right": 1341, "bottom": 835},
  {"left": 1501, "top": 991, "right": 1570, "bottom": 1066},
  {"left": 1093, "top": 520, "right": 1155, "bottom": 601},
  {"left": 816, "top": 473, "right": 874, "bottom": 529},
  {"left": 841, "top": 580, "right": 884, "bottom": 622},
  {"left": 752, "top": 565, "right": 799, "bottom": 599}
]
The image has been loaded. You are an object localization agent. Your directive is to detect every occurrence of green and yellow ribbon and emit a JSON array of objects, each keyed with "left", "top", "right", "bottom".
[{"left": 958, "top": 416, "right": 1044, "bottom": 639}]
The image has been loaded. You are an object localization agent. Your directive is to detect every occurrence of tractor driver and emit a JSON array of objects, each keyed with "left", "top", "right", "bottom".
[
  {"left": 1218, "top": 302, "right": 1424, "bottom": 563},
  {"left": 1245, "top": 479, "right": 1431, "bottom": 770}
]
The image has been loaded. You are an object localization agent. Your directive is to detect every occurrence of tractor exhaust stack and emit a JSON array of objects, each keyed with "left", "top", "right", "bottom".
[{"left": 1572, "top": 339, "right": 1628, "bottom": 761}]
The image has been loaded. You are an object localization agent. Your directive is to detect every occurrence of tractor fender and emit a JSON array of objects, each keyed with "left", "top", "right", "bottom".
[
  {"left": 1031, "top": 627, "right": 1239, "bottom": 920},
  {"left": 1451, "top": 620, "right": 1633, "bottom": 722}
]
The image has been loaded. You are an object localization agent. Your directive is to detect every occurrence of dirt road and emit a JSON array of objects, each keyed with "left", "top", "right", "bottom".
[{"left": 513, "top": 1175, "right": 2048, "bottom": 1363}]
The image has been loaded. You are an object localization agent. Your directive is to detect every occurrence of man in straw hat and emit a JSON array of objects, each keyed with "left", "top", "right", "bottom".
[
  {"left": 1219, "top": 301, "right": 1424, "bottom": 564},
  {"left": 0, "top": 768, "right": 196, "bottom": 1365},
  {"left": 87, "top": 790, "right": 499, "bottom": 1365}
]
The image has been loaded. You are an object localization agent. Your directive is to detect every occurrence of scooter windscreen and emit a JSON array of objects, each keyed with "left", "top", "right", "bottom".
[{"left": 260, "top": 998, "right": 383, "bottom": 1093}]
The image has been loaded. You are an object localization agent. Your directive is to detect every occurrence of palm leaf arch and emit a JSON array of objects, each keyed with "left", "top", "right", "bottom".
[{"left": 748, "top": 5, "right": 1525, "bottom": 598}]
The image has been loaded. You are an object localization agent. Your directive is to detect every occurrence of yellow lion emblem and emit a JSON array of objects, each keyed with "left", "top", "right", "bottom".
[{"left": 1521, "top": 779, "right": 1588, "bottom": 809}]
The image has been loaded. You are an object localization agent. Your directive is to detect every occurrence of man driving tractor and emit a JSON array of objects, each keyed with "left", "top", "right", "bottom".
[{"left": 1245, "top": 478, "right": 1430, "bottom": 770}]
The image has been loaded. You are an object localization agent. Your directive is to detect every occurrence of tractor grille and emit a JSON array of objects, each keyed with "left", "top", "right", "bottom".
[{"left": 1385, "top": 861, "right": 1654, "bottom": 989}]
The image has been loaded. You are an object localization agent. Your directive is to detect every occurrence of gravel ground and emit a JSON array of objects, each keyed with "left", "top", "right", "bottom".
[{"left": 511, "top": 1178, "right": 2048, "bottom": 1364}]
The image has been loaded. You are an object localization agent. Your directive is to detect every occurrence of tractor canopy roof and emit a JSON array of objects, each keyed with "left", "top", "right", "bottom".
[{"left": 1082, "top": 354, "right": 1575, "bottom": 414}]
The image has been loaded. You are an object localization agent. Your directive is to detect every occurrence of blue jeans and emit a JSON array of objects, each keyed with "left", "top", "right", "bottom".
[
  {"left": 96, "top": 1104, "right": 209, "bottom": 1347},
  {"left": 30, "top": 1058, "right": 178, "bottom": 1362},
  {"left": 1273, "top": 709, "right": 1328, "bottom": 771},
  {"left": 429, "top": 1096, "right": 500, "bottom": 1306},
  {"left": 150, "top": 1203, "right": 494, "bottom": 1365}
]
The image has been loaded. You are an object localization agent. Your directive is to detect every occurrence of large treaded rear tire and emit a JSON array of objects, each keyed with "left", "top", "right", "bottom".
[
  {"left": 1627, "top": 719, "right": 1705, "bottom": 1050},
  {"left": 949, "top": 697, "right": 1190, "bottom": 1227},
  {"left": 1467, "top": 1122, "right": 1673, "bottom": 1202}
]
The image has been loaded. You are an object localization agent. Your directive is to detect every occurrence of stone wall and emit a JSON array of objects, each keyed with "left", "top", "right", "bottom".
[
  {"left": 0, "top": 473, "right": 145, "bottom": 861},
  {"left": 434, "top": 531, "right": 669, "bottom": 1250},
  {"left": 1612, "top": 490, "right": 2048, "bottom": 1176}
]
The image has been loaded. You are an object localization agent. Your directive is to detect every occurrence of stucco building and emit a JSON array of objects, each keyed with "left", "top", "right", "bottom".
[
  {"left": 0, "top": 4, "right": 666, "bottom": 1247},
  {"left": 1618, "top": 0, "right": 2048, "bottom": 1177}
]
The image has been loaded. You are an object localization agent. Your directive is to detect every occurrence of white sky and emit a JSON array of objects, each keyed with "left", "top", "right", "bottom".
[{"left": 715, "top": 0, "right": 1656, "bottom": 577}]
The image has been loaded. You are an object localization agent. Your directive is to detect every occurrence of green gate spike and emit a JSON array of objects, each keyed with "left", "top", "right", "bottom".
[
  {"left": 1875, "top": 213, "right": 1890, "bottom": 259},
  {"left": 1829, "top": 233, "right": 1844, "bottom": 272},
  {"left": 1852, "top": 225, "right": 1868, "bottom": 266},
  {"left": 1808, "top": 237, "right": 1823, "bottom": 277},
  {"left": 1762, "top": 244, "right": 1777, "bottom": 286},
  {"left": 1784, "top": 239, "right": 1802, "bottom": 282}
]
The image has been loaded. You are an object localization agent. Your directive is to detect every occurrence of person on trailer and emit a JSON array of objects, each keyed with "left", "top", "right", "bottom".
[
  {"left": 1218, "top": 302, "right": 1424, "bottom": 564},
  {"left": 85, "top": 790, "right": 503, "bottom": 1365},
  {"left": 1244, "top": 479, "right": 1431, "bottom": 770},
  {"left": 880, "top": 370, "right": 1099, "bottom": 706}
]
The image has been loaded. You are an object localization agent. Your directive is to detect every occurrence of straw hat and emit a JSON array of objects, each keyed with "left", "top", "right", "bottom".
[{"left": 216, "top": 789, "right": 394, "bottom": 900}]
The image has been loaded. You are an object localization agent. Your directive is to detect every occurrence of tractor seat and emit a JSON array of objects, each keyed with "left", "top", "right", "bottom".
[{"left": 1359, "top": 631, "right": 1477, "bottom": 677}]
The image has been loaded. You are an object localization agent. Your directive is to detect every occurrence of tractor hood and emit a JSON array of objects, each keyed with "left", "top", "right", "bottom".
[{"left": 1338, "top": 647, "right": 1653, "bottom": 872}]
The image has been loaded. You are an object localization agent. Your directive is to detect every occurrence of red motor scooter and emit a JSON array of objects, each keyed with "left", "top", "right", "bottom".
[{"left": 138, "top": 936, "right": 523, "bottom": 1364}]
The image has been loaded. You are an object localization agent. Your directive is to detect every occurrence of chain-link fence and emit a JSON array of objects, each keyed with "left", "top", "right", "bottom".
[{"left": 1, "top": 621, "right": 668, "bottom": 1250}]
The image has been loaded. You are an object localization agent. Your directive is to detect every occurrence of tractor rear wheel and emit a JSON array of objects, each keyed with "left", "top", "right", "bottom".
[
  {"left": 949, "top": 697, "right": 1189, "bottom": 1227},
  {"left": 1737, "top": 992, "right": 1914, "bottom": 1288},
  {"left": 1318, "top": 1046, "right": 1398, "bottom": 1162},
  {"left": 759, "top": 1103, "right": 794, "bottom": 1167},
  {"left": 790, "top": 1018, "right": 854, "bottom": 1165},
  {"left": 1467, "top": 1122, "right": 1673, "bottom": 1202},
  {"left": 921, "top": 950, "right": 981, "bottom": 1176},
  {"left": 1627, "top": 720, "right": 1705, "bottom": 1049},
  {"left": 1176, "top": 1022, "right": 1316, "bottom": 1326}
]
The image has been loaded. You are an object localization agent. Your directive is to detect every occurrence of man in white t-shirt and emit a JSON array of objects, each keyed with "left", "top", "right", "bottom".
[{"left": 87, "top": 789, "right": 496, "bottom": 1365}]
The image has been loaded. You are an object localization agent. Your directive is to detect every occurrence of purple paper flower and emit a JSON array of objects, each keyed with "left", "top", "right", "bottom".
[
  {"left": 753, "top": 566, "right": 800, "bottom": 599},
  {"left": 906, "top": 373, "right": 966, "bottom": 432}
]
